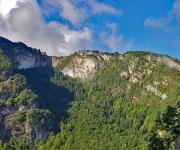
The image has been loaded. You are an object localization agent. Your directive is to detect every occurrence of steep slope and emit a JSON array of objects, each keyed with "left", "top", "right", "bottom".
[
  {"left": 54, "top": 50, "right": 180, "bottom": 80},
  {"left": 0, "top": 38, "right": 59, "bottom": 147},
  {"left": 41, "top": 51, "right": 180, "bottom": 150},
  {"left": 0, "top": 36, "right": 51, "bottom": 69},
  {"left": 54, "top": 50, "right": 180, "bottom": 105},
  {"left": 0, "top": 37, "right": 85, "bottom": 149},
  {"left": 52, "top": 50, "right": 113, "bottom": 79},
  {"left": 0, "top": 50, "right": 56, "bottom": 146},
  {"left": 0, "top": 37, "right": 180, "bottom": 149}
]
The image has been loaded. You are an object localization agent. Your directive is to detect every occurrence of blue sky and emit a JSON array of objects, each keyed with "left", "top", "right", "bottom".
[
  {"left": 38, "top": 0, "right": 180, "bottom": 58},
  {"left": 0, "top": 0, "right": 180, "bottom": 58}
]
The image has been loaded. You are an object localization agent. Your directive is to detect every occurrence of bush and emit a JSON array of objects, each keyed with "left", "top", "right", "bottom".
[
  {"left": 26, "top": 109, "right": 55, "bottom": 131},
  {"left": 0, "top": 50, "right": 11, "bottom": 73},
  {"left": 16, "top": 89, "right": 38, "bottom": 106},
  {"left": 11, "top": 74, "right": 26, "bottom": 94}
]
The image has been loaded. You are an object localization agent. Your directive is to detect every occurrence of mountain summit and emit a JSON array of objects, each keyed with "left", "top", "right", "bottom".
[
  {"left": 0, "top": 37, "right": 180, "bottom": 149},
  {"left": 54, "top": 50, "right": 180, "bottom": 80},
  {"left": 0, "top": 36, "right": 51, "bottom": 69}
]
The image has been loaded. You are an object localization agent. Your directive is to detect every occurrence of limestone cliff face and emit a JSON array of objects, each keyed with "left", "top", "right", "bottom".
[
  {"left": 157, "top": 56, "right": 180, "bottom": 71},
  {"left": 54, "top": 51, "right": 180, "bottom": 101},
  {"left": 55, "top": 50, "right": 180, "bottom": 82},
  {"left": 0, "top": 37, "right": 54, "bottom": 143},
  {"left": 54, "top": 50, "right": 112, "bottom": 79},
  {"left": 12, "top": 49, "right": 50, "bottom": 69},
  {"left": 0, "top": 73, "right": 54, "bottom": 142},
  {"left": 0, "top": 36, "right": 51, "bottom": 69}
]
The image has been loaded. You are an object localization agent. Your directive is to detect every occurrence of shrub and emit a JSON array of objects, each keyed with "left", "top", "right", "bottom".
[{"left": 16, "top": 89, "right": 38, "bottom": 106}]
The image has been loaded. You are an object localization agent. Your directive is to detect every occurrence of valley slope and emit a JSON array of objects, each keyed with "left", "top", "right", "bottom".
[{"left": 0, "top": 37, "right": 180, "bottom": 149}]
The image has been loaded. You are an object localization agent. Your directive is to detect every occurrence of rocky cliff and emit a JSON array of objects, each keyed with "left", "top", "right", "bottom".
[
  {"left": 54, "top": 50, "right": 180, "bottom": 81},
  {"left": 0, "top": 37, "right": 180, "bottom": 149},
  {"left": 53, "top": 50, "right": 114, "bottom": 79},
  {"left": 53, "top": 50, "right": 180, "bottom": 102},
  {"left": 0, "top": 36, "right": 51, "bottom": 69},
  {"left": 0, "top": 37, "right": 55, "bottom": 144}
]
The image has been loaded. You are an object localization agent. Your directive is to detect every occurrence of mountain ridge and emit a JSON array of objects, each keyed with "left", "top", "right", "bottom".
[
  {"left": 0, "top": 36, "right": 180, "bottom": 149},
  {"left": 1, "top": 36, "right": 180, "bottom": 74},
  {"left": 53, "top": 49, "right": 180, "bottom": 80},
  {"left": 0, "top": 36, "right": 51, "bottom": 69}
]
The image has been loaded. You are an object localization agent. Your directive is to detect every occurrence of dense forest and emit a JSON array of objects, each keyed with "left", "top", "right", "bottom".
[{"left": 0, "top": 37, "right": 180, "bottom": 149}]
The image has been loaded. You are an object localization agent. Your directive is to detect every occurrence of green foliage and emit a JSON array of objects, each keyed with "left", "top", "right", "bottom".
[
  {"left": 26, "top": 108, "right": 55, "bottom": 131},
  {"left": 5, "top": 111, "right": 26, "bottom": 128},
  {"left": 56, "top": 53, "right": 79, "bottom": 70},
  {"left": 0, "top": 50, "right": 11, "bottom": 73},
  {"left": 11, "top": 74, "right": 26, "bottom": 94},
  {"left": 1, "top": 51, "right": 180, "bottom": 150},
  {"left": 0, "top": 140, "right": 33, "bottom": 150},
  {"left": 51, "top": 70, "right": 85, "bottom": 100},
  {"left": 148, "top": 102, "right": 180, "bottom": 150},
  {"left": 16, "top": 89, "right": 38, "bottom": 106},
  {"left": 33, "top": 53, "right": 180, "bottom": 150}
]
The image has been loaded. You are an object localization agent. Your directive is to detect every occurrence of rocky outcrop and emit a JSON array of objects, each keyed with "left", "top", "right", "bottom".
[
  {"left": 60, "top": 50, "right": 112, "bottom": 79},
  {"left": 0, "top": 94, "right": 54, "bottom": 143},
  {"left": 57, "top": 50, "right": 180, "bottom": 81},
  {"left": 0, "top": 36, "right": 51, "bottom": 69},
  {"left": 0, "top": 70, "right": 11, "bottom": 82},
  {"left": 25, "top": 109, "right": 55, "bottom": 142},
  {"left": 157, "top": 56, "right": 180, "bottom": 71},
  {"left": 146, "top": 85, "right": 167, "bottom": 100}
]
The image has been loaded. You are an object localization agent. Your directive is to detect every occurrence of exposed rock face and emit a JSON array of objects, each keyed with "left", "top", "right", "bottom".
[
  {"left": 57, "top": 51, "right": 180, "bottom": 102},
  {"left": 57, "top": 50, "right": 180, "bottom": 81},
  {"left": 61, "top": 50, "right": 112, "bottom": 79},
  {"left": 13, "top": 51, "right": 50, "bottom": 69},
  {"left": 157, "top": 56, "right": 180, "bottom": 71},
  {"left": 145, "top": 54, "right": 180, "bottom": 71},
  {"left": 146, "top": 85, "right": 167, "bottom": 100},
  {"left": 0, "top": 70, "right": 11, "bottom": 82},
  {"left": 62, "top": 57, "right": 97, "bottom": 79},
  {"left": 25, "top": 109, "right": 55, "bottom": 142},
  {"left": 0, "top": 36, "right": 51, "bottom": 69}
]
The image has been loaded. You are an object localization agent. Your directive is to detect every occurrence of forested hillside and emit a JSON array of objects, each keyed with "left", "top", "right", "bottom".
[
  {"left": 36, "top": 51, "right": 180, "bottom": 150},
  {"left": 0, "top": 37, "right": 180, "bottom": 149}
]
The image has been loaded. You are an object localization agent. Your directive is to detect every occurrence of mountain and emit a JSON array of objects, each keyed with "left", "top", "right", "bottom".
[
  {"left": 0, "top": 36, "right": 51, "bottom": 69},
  {"left": 0, "top": 39, "right": 55, "bottom": 146},
  {"left": 54, "top": 50, "right": 180, "bottom": 80},
  {"left": 0, "top": 36, "right": 180, "bottom": 149}
]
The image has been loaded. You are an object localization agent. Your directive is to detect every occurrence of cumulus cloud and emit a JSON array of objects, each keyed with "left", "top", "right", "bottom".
[
  {"left": 144, "top": 17, "right": 168, "bottom": 28},
  {"left": 43, "top": 0, "right": 120, "bottom": 25},
  {"left": 0, "top": 0, "right": 127, "bottom": 56},
  {"left": 144, "top": 0, "right": 180, "bottom": 52},
  {"left": 0, "top": 0, "right": 25, "bottom": 17},
  {"left": 89, "top": 0, "right": 121, "bottom": 15},
  {"left": 144, "top": 0, "right": 180, "bottom": 29},
  {"left": 0, "top": 0, "right": 93, "bottom": 56},
  {"left": 100, "top": 23, "right": 132, "bottom": 51},
  {"left": 56, "top": 0, "right": 88, "bottom": 25}
]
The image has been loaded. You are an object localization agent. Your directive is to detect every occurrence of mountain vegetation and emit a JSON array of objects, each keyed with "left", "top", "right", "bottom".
[{"left": 0, "top": 37, "right": 180, "bottom": 149}]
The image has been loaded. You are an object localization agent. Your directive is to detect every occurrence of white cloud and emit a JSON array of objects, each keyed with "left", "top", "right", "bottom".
[
  {"left": 43, "top": 0, "right": 121, "bottom": 25},
  {"left": 0, "top": 0, "right": 128, "bottom": 56},
  {"left": 89, "top": 0, "right": 121, "bottom": 15},
  {"left": 144, "top": 17, "right": 167, "bottom": 28},
  {"left": 173, "top": 0, "right": 180, "bottom": 20},
  {"left": 144, "top": 0, "right": 180, "bottom": 28},
  {"left": 144, "top": 0, "right": 180, "bottom": 51},
  {"left": 0, "top": 0, "right": 25, "bottom": 17},
  {"left": 0, "top": 0, "right": 93, "bottom": 56},
  {"left": 100, "top": 23, "right": 132, "bottom": 51},
  {"left": 59, "top": 0, "right": 87, "bottom": 25}
]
